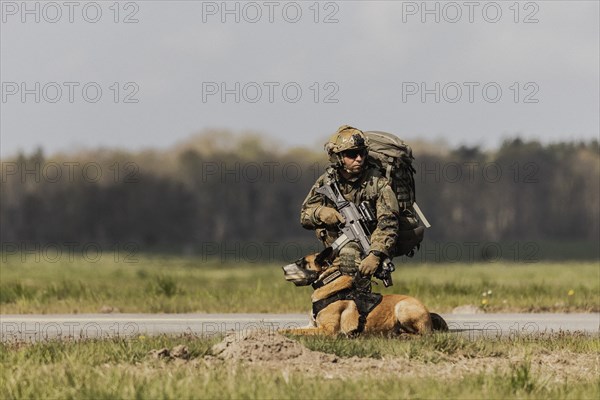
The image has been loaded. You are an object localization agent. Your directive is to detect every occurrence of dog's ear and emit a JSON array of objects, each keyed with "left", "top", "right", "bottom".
[{"left": 315, "top": 247, "right": 333, "bottom": 267}]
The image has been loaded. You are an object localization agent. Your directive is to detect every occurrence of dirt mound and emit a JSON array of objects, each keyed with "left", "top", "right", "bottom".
[
  {"left": 208, "top": 330, "right": 599, "bottom": 383},
  {"left": 142, "top": 338, "right": 597, "bottom": 387},
  {"left": 212, "top": 329, "right": 334, "bottom": 363},
  {"left": 148, "top": 345, "right": 190, "bottom": 360}
]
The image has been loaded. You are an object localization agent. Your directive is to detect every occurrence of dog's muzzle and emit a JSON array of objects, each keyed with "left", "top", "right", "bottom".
[{"left": 282, "top": 260, "right": 318, "bottom": 286}]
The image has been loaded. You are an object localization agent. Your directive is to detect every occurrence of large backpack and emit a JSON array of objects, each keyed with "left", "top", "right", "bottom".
[{"left": 364, "top": 131, "right": 428, "bottom": 257}]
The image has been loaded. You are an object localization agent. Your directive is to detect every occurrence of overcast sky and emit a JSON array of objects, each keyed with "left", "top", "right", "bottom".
[{"left": 1, "top": 0, "right": 598, "bottom": 156}]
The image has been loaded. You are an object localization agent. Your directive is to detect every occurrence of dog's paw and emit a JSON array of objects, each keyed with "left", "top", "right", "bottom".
[{"left": 345, "top": 329, "right": 362, "bottom": 339}]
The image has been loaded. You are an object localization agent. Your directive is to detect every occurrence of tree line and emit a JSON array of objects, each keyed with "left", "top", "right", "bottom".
[{"left": 1, "top": 132, "right": 598, "bottom": 261}]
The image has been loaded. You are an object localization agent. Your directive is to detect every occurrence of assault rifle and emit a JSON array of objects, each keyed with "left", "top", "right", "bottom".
[{"left": 315, "top": 180, "right": 396, "bottom": 287}]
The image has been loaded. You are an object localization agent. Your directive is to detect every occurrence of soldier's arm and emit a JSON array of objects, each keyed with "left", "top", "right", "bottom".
[
  {"left": 300, "top": 177, "right": 327, "bottom": 229},
  {"left": 369, "top": 182, "right": 400, "bottom": 257}
]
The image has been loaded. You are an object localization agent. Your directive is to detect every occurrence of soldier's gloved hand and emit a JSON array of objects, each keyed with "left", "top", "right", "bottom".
[
  {"left": 359, "top": 252, "right": 381, "bottom": 276},
  {"left": 317, "top": 207, "right": 345, "bottom": 227}
]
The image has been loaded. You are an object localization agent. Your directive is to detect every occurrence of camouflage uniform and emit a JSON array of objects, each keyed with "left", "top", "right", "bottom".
[{"left": 300, "top": 163, "right": 400, "bottom": 281}]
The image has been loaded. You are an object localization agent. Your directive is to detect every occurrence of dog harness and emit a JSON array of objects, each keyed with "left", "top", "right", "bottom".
[
  {"left": 311, "top": 270, "right": 342, "bottom": 289},
  {"left": 312, "top": 288, "right": 383, "bottom": 334}
]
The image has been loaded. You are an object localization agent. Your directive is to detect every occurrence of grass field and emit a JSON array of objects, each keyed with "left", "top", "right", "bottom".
[
  {"left": 1, "top": 332, "right": 598, "bottom": 399},
  {"left": 1, "top": 253, "right": 599, "bottom": 399},
  {"left": 0, "top": 254, "right": 598, "bottom": 314}
]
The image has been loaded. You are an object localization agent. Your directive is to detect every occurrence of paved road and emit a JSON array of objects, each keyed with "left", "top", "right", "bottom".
[{"left": 1, "top": 313, "right": 598, "bottom": 342}]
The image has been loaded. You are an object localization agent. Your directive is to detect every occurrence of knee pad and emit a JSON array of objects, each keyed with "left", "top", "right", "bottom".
[{"left": 338, "top": 243, "right": 361, "bottom": 275}]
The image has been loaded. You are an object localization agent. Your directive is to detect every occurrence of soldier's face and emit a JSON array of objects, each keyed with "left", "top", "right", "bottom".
[{"left": 341, "top": 148, "right": 366, "bottom": 174}]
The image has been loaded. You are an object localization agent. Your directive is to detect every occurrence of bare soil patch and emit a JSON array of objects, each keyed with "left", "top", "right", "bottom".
[{"left": 206, "top": 330, "right": 599, "bottom": 383}]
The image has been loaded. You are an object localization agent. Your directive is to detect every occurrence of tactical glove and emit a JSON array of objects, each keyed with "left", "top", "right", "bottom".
[
  {"left": 317, "top": 207, "right": 345, "bottom": 227},
  {"left": 359, "top": 252, "right": 381, "bottom": 276}
]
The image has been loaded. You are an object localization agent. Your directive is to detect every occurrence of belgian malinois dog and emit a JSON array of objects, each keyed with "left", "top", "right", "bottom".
[{"left": 282, "top": 250, "right": 447, "bottom": 336}]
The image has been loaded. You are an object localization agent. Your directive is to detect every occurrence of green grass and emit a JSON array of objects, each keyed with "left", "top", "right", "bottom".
[
  {"left": 1, "top": 334, "right": 598, "bottom": 399},
  {"left": 3, "top": 362, "right": 596, "bottom": 400},
  {"left": 0, "top": 254, "right": 598, "bottom": 314},
  {"left": 293, "top": 331, "right": 600, "bottom": 360},
  {"left": 2, "top": 254, "right": 597, "bottom": 399}
]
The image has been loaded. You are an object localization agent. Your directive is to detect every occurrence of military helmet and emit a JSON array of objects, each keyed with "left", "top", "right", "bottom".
[{"left": 325, "top": 125, "right": 369, "bottom": 156}]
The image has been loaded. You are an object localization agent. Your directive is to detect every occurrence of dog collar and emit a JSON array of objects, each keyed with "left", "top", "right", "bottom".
[{"left": 311, "top": 270, "right": 343, "bottom": 289}]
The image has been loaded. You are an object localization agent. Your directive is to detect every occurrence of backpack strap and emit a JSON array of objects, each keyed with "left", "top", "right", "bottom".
[
  {"left": 362, "top": 167, "right": 386, "bottom": 201},
  {"left": 385, "top": 160, "right": 393, "bottom": 180}
]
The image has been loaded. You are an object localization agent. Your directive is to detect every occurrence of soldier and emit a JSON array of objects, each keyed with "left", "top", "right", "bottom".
[{"left": 300, "top": 125, "right": 400, "bottom": 291}]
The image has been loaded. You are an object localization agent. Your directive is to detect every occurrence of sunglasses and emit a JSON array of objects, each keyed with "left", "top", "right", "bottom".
[{"left": 342, "top": 148, "right": 368, "bottom": 159}]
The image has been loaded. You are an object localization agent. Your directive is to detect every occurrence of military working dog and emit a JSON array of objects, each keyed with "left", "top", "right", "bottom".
[{"left": 282, "top": 250, "right": 447, "bottom": 336}]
